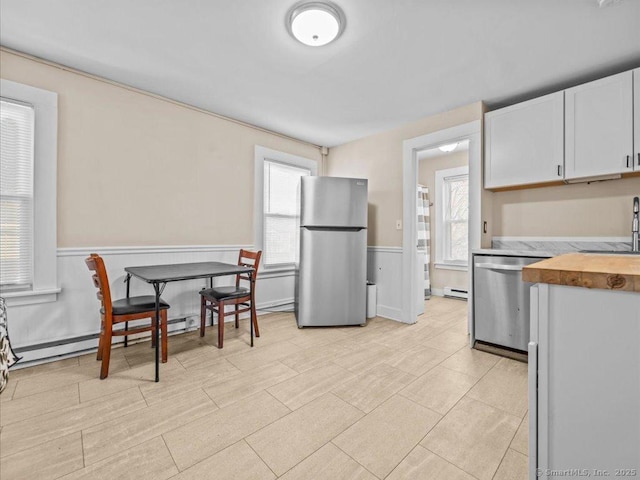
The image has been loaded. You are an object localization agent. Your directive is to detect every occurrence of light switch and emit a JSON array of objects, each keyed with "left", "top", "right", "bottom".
[{"left": 396, "top": 220, "right": 402, "bottom": 230}]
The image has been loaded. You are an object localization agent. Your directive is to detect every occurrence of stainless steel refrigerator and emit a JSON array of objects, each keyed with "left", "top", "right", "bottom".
[{"left": 296, "top": 176, "right": 368, "bottom": 327}]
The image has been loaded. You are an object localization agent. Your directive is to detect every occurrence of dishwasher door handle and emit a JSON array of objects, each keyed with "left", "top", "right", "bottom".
[{"left": 474, "top": 263, "right": 524, "bottom": 272}]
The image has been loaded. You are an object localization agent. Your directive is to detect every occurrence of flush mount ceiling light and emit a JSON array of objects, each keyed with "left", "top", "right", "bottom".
[
  {"left": 438, "top": 143, "right": 459, "bottom": 153},
  {"left": 286, "top": 1, "right": 345, "bottom": 47}
]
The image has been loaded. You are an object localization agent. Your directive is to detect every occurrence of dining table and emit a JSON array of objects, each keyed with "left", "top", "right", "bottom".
[{"left": 124, "top": 261, "right": 255, "bottom": 382}]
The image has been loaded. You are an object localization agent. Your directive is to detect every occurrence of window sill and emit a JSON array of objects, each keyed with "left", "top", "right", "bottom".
[
  {"left": 1, "top": 288, "right": 61, "bottom": 306},
  {"left": 434, "top": 263, "right": 468, "bottom": 272}
]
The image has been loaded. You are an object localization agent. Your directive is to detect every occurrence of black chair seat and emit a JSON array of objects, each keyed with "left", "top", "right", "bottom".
[
  {"left": 109, "top": 296, "right": 170, "bottom": 315},
  {"left": 199, "top": 286, "right": 249, "bottom": 301}
]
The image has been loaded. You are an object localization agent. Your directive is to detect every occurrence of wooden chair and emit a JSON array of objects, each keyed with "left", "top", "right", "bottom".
[
  {"left": 85, "top": 253, "right": 169, "bottom": 379},
  {"left": 199, "top": 250, "right": 261, "bottom": 348}
]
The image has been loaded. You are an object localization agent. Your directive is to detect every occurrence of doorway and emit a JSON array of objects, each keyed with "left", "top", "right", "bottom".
[
  {"left": 401, "top": 121, "right": 482, "bottom": 327},
  {"left": 416, "top": 140, "right": 470, "bottom": 316}
]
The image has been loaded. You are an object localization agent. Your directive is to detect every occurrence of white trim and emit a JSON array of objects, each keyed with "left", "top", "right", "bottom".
[
  {"left": 2, "top": 288, "right": 62, "bottom": 306},
  {"left": 58, "top": 245, "right": 295, "bottom": 280},
  {"left": 367, "top": 246, "right": 402, "bottom": 253},
  {"left": 434, "top": 165, "right": 469, "bottom": 268},
  {"left": 434, "top": 263, "right": 468, "bottom": 271},
  {"left": 57, "top": 245, "right": 252, "bottom": 257},
  {"left": 254, "top": 145, "right": 317, "bottom": 271},
  {"left": 430, "top": 288, "right": 445, "bottom": 297},
  {"left": 256, "top": 297, "right": 295, "bottom": 312},
  {"left": 403, "top": 120, "right": 481, "bottom": 325},
  {"left": 376, "top": 305, "right": 403, "bottom": 322},
  {"left": 258, "top": 268, "right": 296, "bottom": 280},
  {"left": 492, "top": 236, "right": 630, "bottom": 243},
  {"left": 1, "top": 79, "right": 58, "bottom": 305}
]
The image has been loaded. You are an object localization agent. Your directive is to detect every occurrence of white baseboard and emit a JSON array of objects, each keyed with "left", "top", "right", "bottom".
[
  {"left": 430, "top": 288, "right": 444, "bottom": 297},
  {"left": 376, "top": 305, "right": 404, "bottom": 322}
]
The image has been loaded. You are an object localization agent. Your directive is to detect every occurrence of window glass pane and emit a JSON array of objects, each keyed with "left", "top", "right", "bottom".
[
  {"left": 448, "top": 177, "right": 468, "bottom": 221},
  {"left": 264, "top": 215, "right": 298, "bottom": 265},
  {"left": 0, "top": 99, "right": 34, "bottom": 289},
  {"left": 264, "top": 161, "right": 309, "bottom": 215},
  {"left": 263, "top": 160, "right": 310, "bottom": 266},
  {"left": 440, "top": 171, "right": 468, "bottom": 264},
  {"left": 449, "top": 222, "right": 468, "bottom": 262}
]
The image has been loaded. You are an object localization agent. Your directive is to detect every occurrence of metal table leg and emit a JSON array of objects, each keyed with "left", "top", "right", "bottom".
[
  {"left": 209, "top": 276, "right": 214, "bottom": 327},
  {"left": 153, "top": 282, "right": 160, "bottom": 382},
  {"left": 124, "top": 273, "right": 131, "bottom": 347},
  {"left": 250, "top": 271, "right": 255, "bottom": 347}
]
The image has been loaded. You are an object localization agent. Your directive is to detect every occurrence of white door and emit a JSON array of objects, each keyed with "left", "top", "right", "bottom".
[
  {"left": 484, "top": 92, "right": 564, "bottom": 189},
  {"left": 634, "top": 68, "right": 640, "bottom": 171},
  {"left": 565, "top": 71, "right": 634, "bottom": 179}
]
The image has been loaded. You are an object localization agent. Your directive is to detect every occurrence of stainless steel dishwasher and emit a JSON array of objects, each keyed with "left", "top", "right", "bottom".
[{"left": 473, "top": 255, "right": 543, "bottom": 352}]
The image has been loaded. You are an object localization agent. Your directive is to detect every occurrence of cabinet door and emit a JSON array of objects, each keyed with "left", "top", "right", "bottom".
[
  {"left": 565, "top": 71, "right": 633, "bottom": 179},
  {"left": 634, "top": 68, "right": 640, "bottom": 170},
  {"left": 485, "top": 92, "right": 564, "bottom": 189},
  {"left": 538, "top": 285, "right": 640, "bottom": 474}
]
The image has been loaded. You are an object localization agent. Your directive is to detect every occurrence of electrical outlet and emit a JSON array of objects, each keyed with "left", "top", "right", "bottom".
[{"left": 396, "top": 220, "right": 402, "bottom": 230}]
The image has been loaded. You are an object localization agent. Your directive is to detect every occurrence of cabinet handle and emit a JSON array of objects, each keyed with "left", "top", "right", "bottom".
[
  {"left": 637, "top": 153, "right": 639, "bottom": 167},
  {"left": 627, "top": 155, "right": 631, "bottom": 168},
  {"left": 557, "top": 165, "right": 562, "bottom": 176}
]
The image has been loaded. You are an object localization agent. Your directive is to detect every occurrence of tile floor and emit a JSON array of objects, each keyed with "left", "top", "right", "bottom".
[{"left": 0, "top": 297, "right": 528, "bottom": 480}]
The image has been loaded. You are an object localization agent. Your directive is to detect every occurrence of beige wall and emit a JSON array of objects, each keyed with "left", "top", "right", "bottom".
[
  {"left": 1, "top": 50, "right": 322, "bottom": 247},
  {"left": 326, "top": 102, "right": 484, "bottom": 247},
  {"left": 418, "top": 150, "right": 468, "bottom": 291},
  {"left": 492, "top": 176, "right": 640, "bottom": 237}
]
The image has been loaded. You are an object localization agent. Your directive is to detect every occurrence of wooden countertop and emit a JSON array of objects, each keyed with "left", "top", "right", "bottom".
[{"left": 522, "top": 253, "right": 640, "bottom": 292}]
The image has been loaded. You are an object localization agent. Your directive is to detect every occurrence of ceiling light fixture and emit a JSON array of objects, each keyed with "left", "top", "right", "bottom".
[
  {"left": 286, "top": 1, "right": 345, "bottom": 47},
  {"left": 438, "top": 143, "right": 459, "bottom": 153}
]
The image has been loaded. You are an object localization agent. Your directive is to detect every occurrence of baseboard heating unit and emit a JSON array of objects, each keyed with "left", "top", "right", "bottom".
[{"left": 443, "top": 287, "right": 468, "bottom": 300}]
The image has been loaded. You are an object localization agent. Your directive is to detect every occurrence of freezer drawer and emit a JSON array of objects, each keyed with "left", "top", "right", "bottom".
[
  {"left": 473, "top": 255, "right": 540, "bottom": 351},
  {"left": 297, "top": 227, "right": 367, "bottom": 327}
]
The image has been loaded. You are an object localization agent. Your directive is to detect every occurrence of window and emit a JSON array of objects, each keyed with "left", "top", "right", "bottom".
[
  {"left": 1, "top": 99, "right": 34, "bottom": 291},
  {"left": 255, "top": 146, "right": 317, "bottom": 269},
  {"left": 435, "top": 166, "right": 469, "bottom": 270},
  {"left": 0, "top": 80, "right": 59, "bottom": 305}
]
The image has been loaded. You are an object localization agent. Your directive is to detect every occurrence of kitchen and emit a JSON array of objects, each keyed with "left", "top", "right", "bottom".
[{"left": 1, "top": 1, "right": 640, "bottom": 480}]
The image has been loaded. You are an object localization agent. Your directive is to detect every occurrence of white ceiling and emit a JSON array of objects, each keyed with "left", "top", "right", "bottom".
[{"left": 1, "top": 0, "right": 639, "bottom": 147}]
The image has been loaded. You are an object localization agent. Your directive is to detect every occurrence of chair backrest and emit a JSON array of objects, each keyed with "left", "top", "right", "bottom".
[
  {"left": 85, "top": 253, "right": 112, "bottom": 317},
  {"left": 236, "top": 249, "right": 262, "bottom": 287}
]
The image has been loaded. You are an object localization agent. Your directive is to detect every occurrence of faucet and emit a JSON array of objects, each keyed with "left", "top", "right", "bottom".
[{"left": 633, "top": 196, "right": 639, "bottom": 252}]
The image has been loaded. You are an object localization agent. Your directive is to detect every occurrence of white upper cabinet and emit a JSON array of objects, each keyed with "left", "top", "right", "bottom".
[
  {"left": 634, "top": 68, "right": 640, "bottom": 171},
  {"left": 485, "top": 92, "right": 564, "bottom": 189},
  {"left": 565, "top": 71, "right": 634, "bottom": 179}
]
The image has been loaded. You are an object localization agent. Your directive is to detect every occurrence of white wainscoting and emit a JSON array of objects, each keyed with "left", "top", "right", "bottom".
[
  {"left": 8, "top": 245, "right": 296, "bottom": 363},
  {"left": 8, "top": 245, "right": 405, "bottom": 364},
  {"left": 367, "top": 246, "right": 403, "bottom": 322}
]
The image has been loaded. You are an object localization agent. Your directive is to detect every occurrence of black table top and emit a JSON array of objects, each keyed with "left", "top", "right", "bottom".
[{"left": 125, "top": 261, "right": 254, "bottom": 283}]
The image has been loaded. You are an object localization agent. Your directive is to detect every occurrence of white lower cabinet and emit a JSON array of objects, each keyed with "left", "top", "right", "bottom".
[{"left": 529, "top": 284, "right": 640, "bottom": 479}]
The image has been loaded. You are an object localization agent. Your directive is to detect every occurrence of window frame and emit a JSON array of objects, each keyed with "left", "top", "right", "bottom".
[
  {"left": 254, "top": 146, "right": 317, "bottom": 271},
  {"left": 434, "top": 165, "right": 469, "bottom": 271},
  {"left": 1, "top": 79, "right": 59, "bottom": 306}
]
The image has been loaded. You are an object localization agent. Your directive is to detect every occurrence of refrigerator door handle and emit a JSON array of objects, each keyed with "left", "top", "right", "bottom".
[
  {"left": 303, "top": 226, "right": 366, "bottom": 232},
  {"left": 474, "top": 263, "right": 523, "bottom": 272}
]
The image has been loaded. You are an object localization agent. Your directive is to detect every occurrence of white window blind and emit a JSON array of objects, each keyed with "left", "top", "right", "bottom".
[
  {"left": 263, "top": 160, "right": 310, "bottom": 266},
  {"left": 0, "top": 99, "right": 35, "bottom": 291},
  {"left": 443, "top": 173, "right": 469, "bottom": 263}
]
